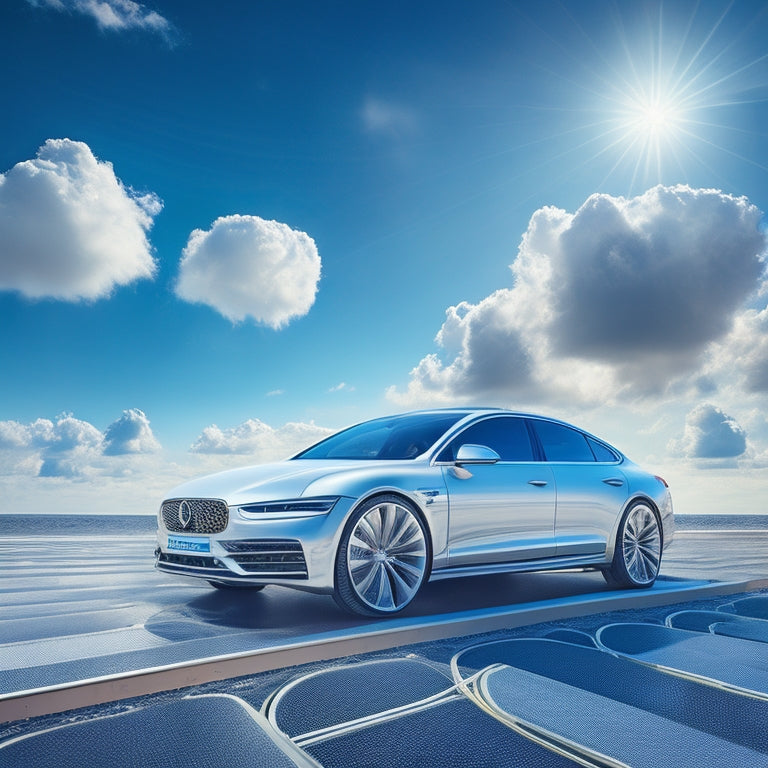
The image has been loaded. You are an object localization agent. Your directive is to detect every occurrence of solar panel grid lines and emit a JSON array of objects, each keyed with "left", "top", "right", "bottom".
[
  {"left": 3, "top": 520, "right": 768, "bottom": 767},
  {"left": 5, "top": 594, "right": 768, "bottom": 767}
]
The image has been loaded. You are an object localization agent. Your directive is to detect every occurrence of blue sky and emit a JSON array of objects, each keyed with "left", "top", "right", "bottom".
[{"left": 1, "top": 0, "right": 768, "bottom": 515}]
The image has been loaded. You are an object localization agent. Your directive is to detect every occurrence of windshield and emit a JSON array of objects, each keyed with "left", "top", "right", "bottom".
[{"left": 293, "top": 412, "right": 467, "bottom": 460}]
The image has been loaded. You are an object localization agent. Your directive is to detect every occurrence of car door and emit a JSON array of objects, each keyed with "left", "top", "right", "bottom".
[
  {"left": 438, "top": 416, "right": 556, "bottom": 567},
  {"left": 528, "top": 418, "right": 628, "bottom": 557}
]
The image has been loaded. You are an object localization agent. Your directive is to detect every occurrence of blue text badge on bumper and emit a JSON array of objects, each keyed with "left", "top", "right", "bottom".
[{"left": 167, "top": 535, "right": 211, "bottom": 553}]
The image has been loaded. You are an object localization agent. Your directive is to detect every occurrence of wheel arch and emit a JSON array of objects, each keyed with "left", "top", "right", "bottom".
[
  {"left": 604, "top": 494, "right": 663, "bottom": 562},
  {"left": 334, "top": 489, "right": 435, "bottom": 584}
]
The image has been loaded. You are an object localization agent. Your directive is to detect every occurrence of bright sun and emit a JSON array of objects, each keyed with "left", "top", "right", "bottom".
[
  {"left": 624, "top": 89, "right": 686, "bottom": 150},
  {"left": 578, "top": 4, "right": 768, "bottom": 191},
  {"left": 604, "top": 83, "right": 690, "bottom": 185},
  {"left": 634, "top": 100, "right": 681, "bottom": 136}
]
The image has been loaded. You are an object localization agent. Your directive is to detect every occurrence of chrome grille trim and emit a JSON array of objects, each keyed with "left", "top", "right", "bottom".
[
  {"left": 219, "top": 539, "right": 302, "bottom": 554},
  {"left": 157, "top": 552, "right": 225, "bottom": 570},
  {"left": 161, "top": 498, "right": 229, "bottom": 534},
  {"left": 220, "top": 539, "right": 308, "bottom": 578}
]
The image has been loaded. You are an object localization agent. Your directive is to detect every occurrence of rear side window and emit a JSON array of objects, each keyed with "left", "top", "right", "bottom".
[
  {"left": 533, "top": 420, "right": 594, "bottom": 462},
  {"left": 438, "top": 417, "right": 535, "bottom": 462},
  {"left": 587, "top": 437, "right": 619, "bottom": 462}
]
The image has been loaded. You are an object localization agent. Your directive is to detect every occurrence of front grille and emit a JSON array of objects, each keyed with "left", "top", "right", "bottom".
[
  {"left": 219, "top": 539, "right": 308, "bottom": 578},
  {"left": 161, "top": 498, "right": 229, "bottom": 534}
]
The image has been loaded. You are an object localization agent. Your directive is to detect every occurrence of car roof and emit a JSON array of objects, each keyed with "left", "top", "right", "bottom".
[{"left": 397, "top": 406, "right": 552, "bottom": 421}]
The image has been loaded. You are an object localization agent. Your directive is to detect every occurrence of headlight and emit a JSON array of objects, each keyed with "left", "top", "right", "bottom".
[{"left": 238, "top": 496, "right": 339, "bottom": 519}]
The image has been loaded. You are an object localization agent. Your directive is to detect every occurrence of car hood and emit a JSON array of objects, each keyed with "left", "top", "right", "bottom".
[{"left": 164, "top": 459, "right": 420, "bottom": 507}]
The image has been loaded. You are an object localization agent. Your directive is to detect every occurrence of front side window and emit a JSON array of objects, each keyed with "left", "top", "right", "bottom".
[
  {"left": 437, "top": 417, "right": 535, "bottom": 462},
  {"left": 533, "top": 420, "right": 594, "bottom": 462}
]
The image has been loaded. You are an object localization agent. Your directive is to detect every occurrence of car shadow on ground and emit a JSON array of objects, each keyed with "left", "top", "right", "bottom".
[{"left": 145, "top": 569, "right": 614, "bottom": 641}]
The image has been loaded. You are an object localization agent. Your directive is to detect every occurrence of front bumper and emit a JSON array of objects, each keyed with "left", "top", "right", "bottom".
[
  {"left": 155, "top": 496, "right": 357, "bottom": 592},
  {"left": 156, "top": 538, "right": 308, "bottom": 579}
]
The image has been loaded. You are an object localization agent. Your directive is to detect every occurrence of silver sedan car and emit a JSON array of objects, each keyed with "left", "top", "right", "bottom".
[{"left": 155, "top": 408, "right": 674, "bottom": 617}]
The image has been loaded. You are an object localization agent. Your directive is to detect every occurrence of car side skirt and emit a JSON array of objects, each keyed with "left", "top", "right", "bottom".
[{"left": 428, "top": 553, "right": 609, "bottom": 581}]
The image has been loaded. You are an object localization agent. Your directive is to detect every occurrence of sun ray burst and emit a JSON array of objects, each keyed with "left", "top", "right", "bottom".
[{"left": 533, "top": 1, "right": 768, "bottom": 194}]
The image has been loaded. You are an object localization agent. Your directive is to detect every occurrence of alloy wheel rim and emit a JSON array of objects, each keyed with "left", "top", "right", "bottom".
[
  {"left": 623, "top": 504, "right": 661, "bottom": 584},
  {"left": 347, "top": 502, "right": 427, "bottom": 612}
]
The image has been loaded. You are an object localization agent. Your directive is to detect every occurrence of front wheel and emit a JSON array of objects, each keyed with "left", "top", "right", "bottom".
[
  {"left": 603, "top": 501, "right": 662, "bottom": 588},
  {"left": 334, "top": 495, "right": 429, "bottom": 617}
]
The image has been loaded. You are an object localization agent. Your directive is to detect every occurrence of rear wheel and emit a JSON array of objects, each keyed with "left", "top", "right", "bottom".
[
  {"left": 334, "top": 495, "right": 429, "bottom": 617},
  {"left": 604, "top": 501, "right": 662, "bottom": 588}
]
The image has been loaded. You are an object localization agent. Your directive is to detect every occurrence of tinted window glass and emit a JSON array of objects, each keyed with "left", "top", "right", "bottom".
[
  {"left": 438, "top": 417, "right": 534, "bottom": 462},
  {"left": 294, "top": 413, "right": 465, "bottom": 460},
  {"left": 534, "top": 420, "right": 594, "bottom": 462},
  {"left": 587, "top": 437, "right": 618, "bottom": 462}
]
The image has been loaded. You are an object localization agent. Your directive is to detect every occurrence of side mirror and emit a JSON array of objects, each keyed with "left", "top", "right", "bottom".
[{"left": 455, "top": 444, "right": 500, "bottom": 465}]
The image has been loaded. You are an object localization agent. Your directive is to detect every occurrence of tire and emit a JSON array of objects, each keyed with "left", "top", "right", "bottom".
[
  {"left": 207, "top": 581, "right": 266, "bottom": 591},
  {"left": 334, "top": 495, "right": 430, "bottom": 617},
  {"left": 603, "top": 501, "right": 662, "bottom": 588}
]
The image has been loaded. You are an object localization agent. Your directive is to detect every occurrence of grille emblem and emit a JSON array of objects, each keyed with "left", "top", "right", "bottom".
[{"left": 178, "top": 500, "right": 192, "bottom": 529}]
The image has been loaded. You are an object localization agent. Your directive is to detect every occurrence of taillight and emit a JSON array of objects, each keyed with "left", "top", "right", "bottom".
[{"left": 654, "top": 475, "right": 669, "bottom": 488}]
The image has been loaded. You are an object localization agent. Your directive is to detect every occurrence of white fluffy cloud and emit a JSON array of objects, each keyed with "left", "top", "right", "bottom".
[
  {"left": 0, "top": 414, "right": 103, "bottom": 478},
  {"left": 706, "top": 307, "right": 768, "bottom": 395},
  {"left": 27, "top": 0, "right": 172, "bottom": 35},
  {"left": 670, "top": 404, "right": 747, "bottom": 460},
  {"left": 0, "top": 139, "right": 161, "bottom": 301},
  {"left": 390, "top": 185, "right": 766, "bottom": 407},
  {"left": 0, "top": 410, "right": 160, "bottom": 478},
  {"left": 175, "top": 215, "right": 321, "bottom": 328},
  {"left": 191, "top": 418, "right": 334, "bottom": 460},
  {"left": 547, "top": 191, "right": 762, "bottom": 357},
  {"left": 104, "top": 408, "right": 160, "bottom": 455}
]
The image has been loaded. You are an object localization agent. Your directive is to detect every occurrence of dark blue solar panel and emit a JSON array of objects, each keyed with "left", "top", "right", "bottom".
[
  {"left": 455, "top": 637, "right": 768, "bottom": 752},
  {"left": 0, "top": 696, "right": 307, "bottom": 768}
]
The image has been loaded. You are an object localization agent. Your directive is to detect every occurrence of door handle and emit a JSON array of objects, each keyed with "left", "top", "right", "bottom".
[
  {"left": 528, "top": 480, "right": 548, "bottom": 487},
  {"left": 602, "top": 478, "right": 624, "bottom": 487}
]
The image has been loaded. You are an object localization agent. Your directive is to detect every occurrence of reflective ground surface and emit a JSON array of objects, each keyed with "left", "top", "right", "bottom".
[
  {"left": 0, "top": 516, "right": 767, "bottom": 697},
  {"left": 2, "top": 516, "right": 768, "bottom": 767}
]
